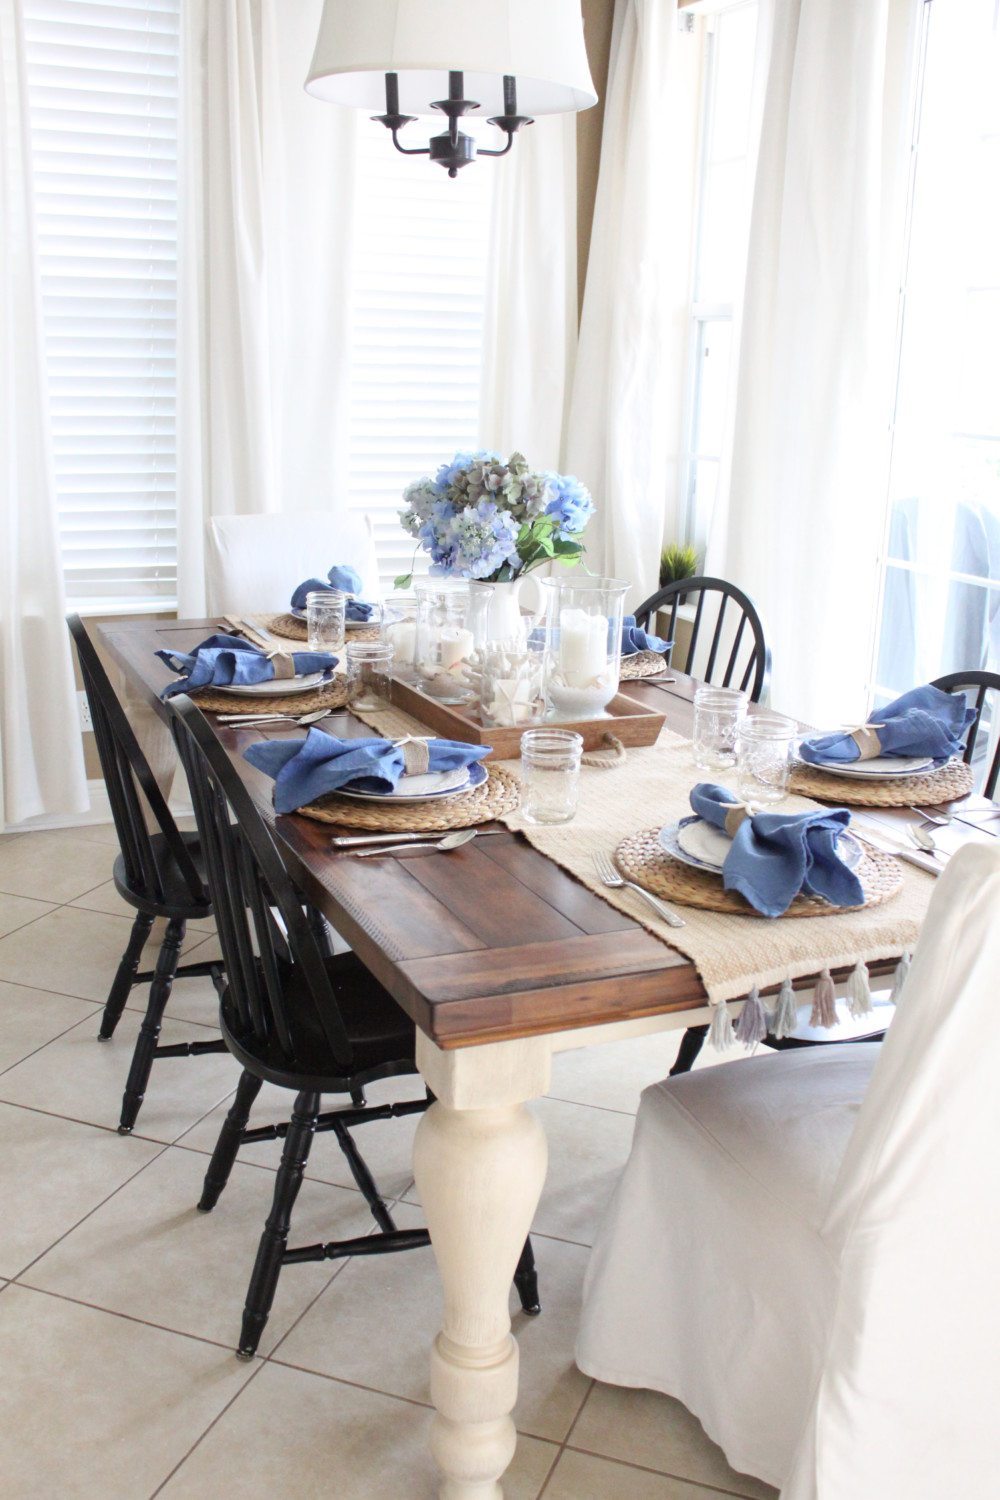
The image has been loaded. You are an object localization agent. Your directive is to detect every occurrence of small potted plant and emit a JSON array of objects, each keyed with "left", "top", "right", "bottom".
[{"left": 655, "top": 543, "right": 700, "bottom": 646}]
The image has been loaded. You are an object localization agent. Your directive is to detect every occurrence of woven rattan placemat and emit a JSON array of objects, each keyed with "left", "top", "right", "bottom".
[
  {"left": 620, "top": 651, "right": 671, "bottom": 681},
  {"left": 789, "top": 757, "right": 974, "bottom": 808},
  {"left": 192, "top": 677, "right": 351, "bottom": 716},
  {"left": 295, "top": 763, "right": 520, "bottom": 831},
  {"left": 615, "top": 827, "right": 903, "bottom": 918},
  {"left": 265, "top": 612, "right": 382, "bottom": 645}
]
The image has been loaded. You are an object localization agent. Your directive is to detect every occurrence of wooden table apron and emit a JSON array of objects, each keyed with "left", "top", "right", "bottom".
[{"left": 96, "top": 617, "right": 913, "bottom": 1500}]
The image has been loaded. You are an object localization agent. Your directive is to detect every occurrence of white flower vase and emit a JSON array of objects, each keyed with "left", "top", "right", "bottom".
[{"left": 468, "top": 576, "right": 544, "bottom": 651}]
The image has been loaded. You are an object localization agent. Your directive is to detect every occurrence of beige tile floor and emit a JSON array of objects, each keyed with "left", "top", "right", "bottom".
[{"left": 0, "top": 824, "right": 778, "bottom": 1500}]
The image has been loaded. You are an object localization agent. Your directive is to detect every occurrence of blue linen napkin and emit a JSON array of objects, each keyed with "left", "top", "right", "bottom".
[
  {"left": 156, "top": 635, "right": 337, "bottom": 699},
  {"left": 689, "top": 782, "right": 864, "bottom": 918},
  {"left": 290, "top": 564, "right": 373, "bottom": 620},
  {"left": 799, "top": 684, "right": 975, "bottom": 766},
  {"left": 621, "top": 615, "right": 672, "bottom": 656},
  {"left": 244, "top": 728, "right": 490, "bottom": 813}
]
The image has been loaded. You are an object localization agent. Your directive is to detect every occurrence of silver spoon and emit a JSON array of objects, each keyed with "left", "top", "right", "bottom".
[
  {"left": 907, "top": 824, "right": 948, "bottom": 861},
  {"left": 216, "top": 709, "right": 332, "bottom": 727},
  {"left": 351, "top": 829, "right": 479, "bottom": 858}
]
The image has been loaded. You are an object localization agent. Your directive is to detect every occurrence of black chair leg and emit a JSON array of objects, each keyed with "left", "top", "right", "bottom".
[
  {"left": 238, "top": 1089, "right": 320, "bottom": 1360},
  {"left": 99, "top": 911, "right": 155, "bottom": 1041},
  {"left": 669, "top": 1025, "right": 709, "bottom": 1076},
  {"left": 198, "top": 1069, "right": 263, "bottom": 1212},
  {"left": 117, "top": 917, "right": 185, "bottom": 1134},
  {"left": 514, "top": 1236, "right": 541, "bottom": 1316}
]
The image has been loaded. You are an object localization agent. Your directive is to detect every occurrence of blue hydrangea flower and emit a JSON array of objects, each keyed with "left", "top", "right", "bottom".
[
  {"left": 542, "top": 472, "right": 594, "bottom": 539},
  {"left": 449, "top": 499, "right": 521, "bottom": 579}
]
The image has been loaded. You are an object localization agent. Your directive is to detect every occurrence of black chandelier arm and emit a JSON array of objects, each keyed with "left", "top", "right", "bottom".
[{"left": 479, "top": 116, "right": 534, "bottom": 156}]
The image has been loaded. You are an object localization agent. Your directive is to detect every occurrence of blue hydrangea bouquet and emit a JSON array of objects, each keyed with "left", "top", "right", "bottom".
[{"left": 395, "top": 450, "right": 594, "bottom": 588}]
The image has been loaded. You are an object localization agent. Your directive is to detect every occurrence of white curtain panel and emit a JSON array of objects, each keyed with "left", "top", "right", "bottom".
[
  {"left": 177, "top": 0, "right": 357, "bottom": 616},
  {"left": 0, "top": 0, "right": 87, "bottom": 827},
  {"left": 478, "top": 113, "right": 578, "bottom": 470},
  {"left": 708, "top": 0, "right": 911, "bottom": 725},
  {"left": 563, "top": 0, "right": 701, "bottom": 606}
]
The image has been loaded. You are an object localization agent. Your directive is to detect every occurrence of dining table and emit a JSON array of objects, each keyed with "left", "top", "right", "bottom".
[{"left": 96, "top": 615, "right": 997, "bottom": 1499}]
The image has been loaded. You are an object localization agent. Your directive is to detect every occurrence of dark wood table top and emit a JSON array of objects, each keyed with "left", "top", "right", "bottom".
[{"left": 98, "top": 616, "right": 989, "bottom": 1051}]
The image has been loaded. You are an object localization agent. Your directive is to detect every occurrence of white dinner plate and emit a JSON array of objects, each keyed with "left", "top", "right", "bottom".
[
  {"left": 797, "top": 752, "right": 938, "bottom": 779},
  {"left": 659, "top": 815, "right": 863, "bottom": 874},
  {"left": 334, "top": 761, "right": 488, "bottom": 804},
  {"left": 212, "top": 671, "right": 329, "bottom": 699}
]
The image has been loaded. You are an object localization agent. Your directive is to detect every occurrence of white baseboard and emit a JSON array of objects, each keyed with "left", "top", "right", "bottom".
[{"left": 8, "top": 780, "right": 193, "bottom": 834}]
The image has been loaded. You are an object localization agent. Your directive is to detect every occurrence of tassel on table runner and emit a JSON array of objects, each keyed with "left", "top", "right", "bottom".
[
  {"left": 890, "top": 950, "right": 912, "bottom": 1005},
  {"left": 809, "top": 968, "right": 838, "bottom": 1029},
  {"left": 734, "top": 985, "right": 767, "bottom": 1051},
  {"left": 846, "top": 961, "right": 874, "bottom": 1019},
  {"left": 709, "top": 1001, "right": 736, "bottom": 1052},
  {"left": 770, "top": 977, "right": 799, "bottom": 1039}
]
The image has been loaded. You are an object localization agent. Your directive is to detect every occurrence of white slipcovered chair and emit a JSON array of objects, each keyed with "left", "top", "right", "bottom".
[
  {"left": 577, "top": 842, "right": 1000, "bottom": 1498},
  {"left": 204, "top": 511, "right": 380, "bottom": 616}
]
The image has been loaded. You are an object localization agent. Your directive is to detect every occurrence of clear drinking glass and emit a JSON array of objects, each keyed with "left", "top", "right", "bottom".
[
  {"left": 520, "top": 729, "right": 584, "bottom": 825},
  {"left": 736, "top": 713, "right": 798, "bottom": 803},
  {"left": 693, "top": 687, "right": 747, "bottom": 771},
  {"left": 345, "top": 641, "right": 393, "bottom": 711},
  {"left": 306, "top": 590, "right": 346, "bottom": 653}
]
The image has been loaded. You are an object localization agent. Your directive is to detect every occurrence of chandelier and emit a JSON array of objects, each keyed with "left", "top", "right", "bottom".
[{"left": 306, "top": 0, "right": 597, "bottom": 177}]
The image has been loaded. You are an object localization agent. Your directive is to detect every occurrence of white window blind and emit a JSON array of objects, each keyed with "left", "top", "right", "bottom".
[
  {"left": 346, "top": 118, "right": 495, "bottom": 593},
  {"left": 24, "top": 0, "right": 180, "bottom": 613}
]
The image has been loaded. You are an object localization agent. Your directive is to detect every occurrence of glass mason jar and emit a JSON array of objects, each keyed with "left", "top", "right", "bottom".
[
  {"left": 345, "top": 641, "right": 393, "bottom": 711},
  {"left": 414, "top": 580, "right": 477, "bottom": 704},
  {"left": 693, "top": 686, "right": 748, "bottom": 771},
  {"left": 305, "top": 589, "right": 346, "bottom": 653},
  {"left": 736, "top": 712, "right": 798, "bottom": 803},
  {"left": 520, "top": 728, "right": 584, "bottom": 825},
  {"left": 541, "top": 576, "right": 629, "bottom": 721}
]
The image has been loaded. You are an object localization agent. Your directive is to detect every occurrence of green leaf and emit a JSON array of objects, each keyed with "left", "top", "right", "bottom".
[{"left": 394, "top": 573, "right": 413, "bottom": 591}]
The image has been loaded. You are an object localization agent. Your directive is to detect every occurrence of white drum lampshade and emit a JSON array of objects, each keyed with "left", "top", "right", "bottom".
[{"left": 305, "top": 0, "right": 597, "bottom": 119}]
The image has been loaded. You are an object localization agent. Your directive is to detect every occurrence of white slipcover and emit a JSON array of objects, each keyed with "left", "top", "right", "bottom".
[
  {"left": 204, "top": 510, "right": 379, "bottom": 617},
  {"left": 577, "top": 843, "right": 1000, "bottom": 1498}
]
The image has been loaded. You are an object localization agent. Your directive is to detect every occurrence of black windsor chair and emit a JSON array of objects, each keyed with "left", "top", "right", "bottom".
[
  {"left": 932, "top": 669, "right": 1000, "bottom": 798},
  {"left": 67, "top": 615, "right": 226, "bottom": 1133},
  {"left": 633, "top": 575, "right": 771, "bottom": 704},
  {"left": 170, "top": 694, "right": 540, "bottom": 1359}
]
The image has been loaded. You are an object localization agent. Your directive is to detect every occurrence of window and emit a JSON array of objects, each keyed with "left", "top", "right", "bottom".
[
  {"left": 872, "top": 0, "right": 1000, "bottom": 752},
  {"left": 345, "top": 117, "right": 495, "bottom": 594},
  {"left": 24, "top": 0, "right": 181, "bottom": 613},
  {"left": 681, "top": 0, "right": 758, "bottom": 553}
]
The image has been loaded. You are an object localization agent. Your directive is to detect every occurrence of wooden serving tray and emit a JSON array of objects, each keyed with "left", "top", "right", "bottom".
[{"left": 388, "top": 676, "right": 665, "bottom": 757}]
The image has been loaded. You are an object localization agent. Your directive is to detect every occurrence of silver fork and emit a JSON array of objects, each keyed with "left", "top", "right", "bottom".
[
  {"left": 910, "top": 804, "right": 999, "bottom": 838},
  {"left": 216, "top": 709, "right": 332, "bottom": 727},
  {"left": 592, "top": 852, "right": 686, "bottom": 928}
]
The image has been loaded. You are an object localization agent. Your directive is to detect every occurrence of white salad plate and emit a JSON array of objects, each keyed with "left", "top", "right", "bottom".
[
  {"left": 659, "top": 815, "right": 864, "bottom": 874},
  {"left": 797, "top": 752, "right": 937, "bottom": 779},
  {"left": 335, "top": 762, "right": 487, "bottom": 804},
  {"left": 214, "top": 672, "right": 329, "bottom": 699}
]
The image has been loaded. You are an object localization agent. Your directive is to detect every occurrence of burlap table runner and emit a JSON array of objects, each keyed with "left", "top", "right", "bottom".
[{"left": 349, "top": 698, "right": 935, "bottom": 1006}]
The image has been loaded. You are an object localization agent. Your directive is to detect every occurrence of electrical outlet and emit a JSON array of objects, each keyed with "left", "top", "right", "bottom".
[{"left": 77, "top": 691, "right": 93, "bottom": 733}]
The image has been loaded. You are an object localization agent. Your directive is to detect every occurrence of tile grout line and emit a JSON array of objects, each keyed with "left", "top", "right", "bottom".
[{"left": 145, "top": 1355, "right": 268, "bottom": 1500}]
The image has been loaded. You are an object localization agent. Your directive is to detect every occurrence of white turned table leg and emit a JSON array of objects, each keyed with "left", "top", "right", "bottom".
[{"left": 414, "top": 1036, "right": 551, "bottom": 1500}]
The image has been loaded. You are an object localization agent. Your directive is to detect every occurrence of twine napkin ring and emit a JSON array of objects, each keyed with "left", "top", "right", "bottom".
[
  {"left": 267, "top": 651, "right": 296, "bottom": 680},
  {"left": 838, "top": 722, "right": 885, "bottom": 760},
  {"left": 393, "top": 735, "right": 431, "bottom": 774},
  {"left": 719, "top": 799, "right": 759, "bottom": 837}
]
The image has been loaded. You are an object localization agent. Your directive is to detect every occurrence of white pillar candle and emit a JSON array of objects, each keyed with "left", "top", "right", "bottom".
[
  {"left": 558, "top": 608, "right": 608, "bottom": 688},
  {"left": 385, "top": 618, "right": 416, "bottom": 666},
  {"left": 437, "top": 625, "right": 475, "bottom": 672}
]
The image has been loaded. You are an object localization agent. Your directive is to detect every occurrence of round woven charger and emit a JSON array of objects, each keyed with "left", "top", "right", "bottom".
[
  {"left": 615, "top": 826, "right": 903, "bottom": 918},
  {"left": 620, "top": 651, "right": 670, "bottom": 681},
  {"left": 192, "top": 676, "right": 351, "bottom": 716},
  {"left": 266, "top": 612, "right": 382, "bottom": 645},
  {"left": 788, "top": 757, "right": 973, "bottom": 808},
  {"left": 295, "top": 763, "right": 521, "bottom": 831}
]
